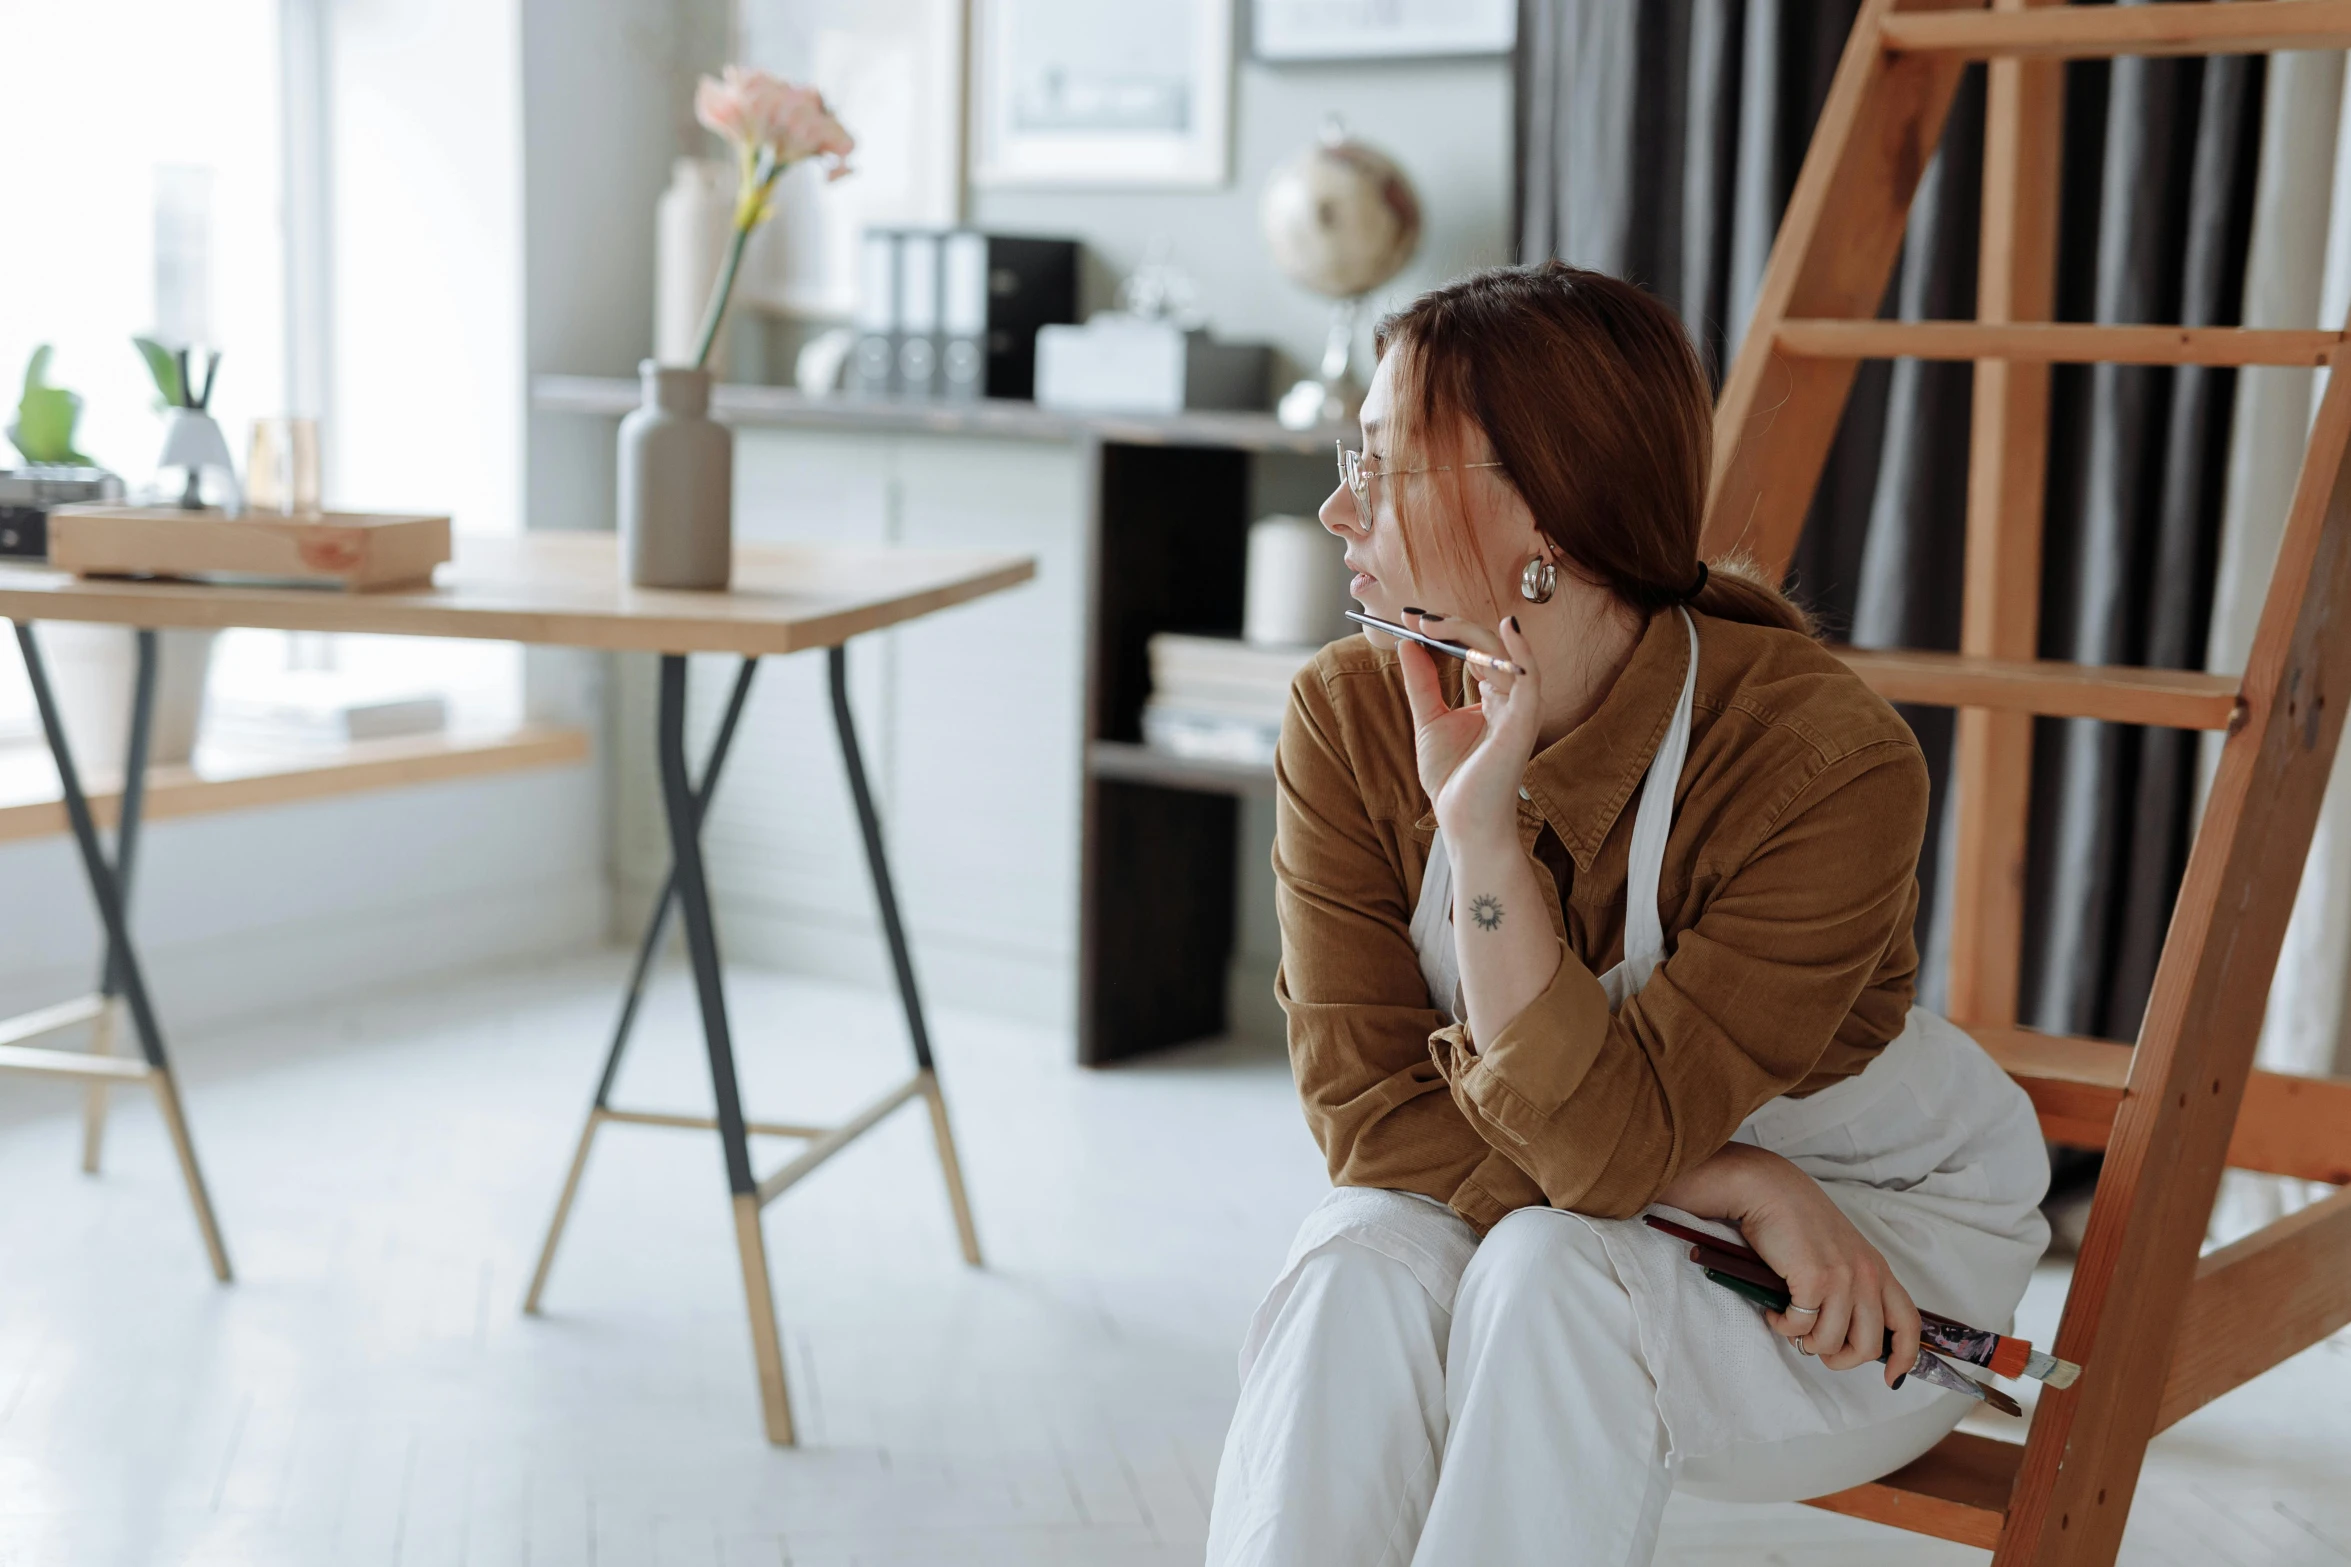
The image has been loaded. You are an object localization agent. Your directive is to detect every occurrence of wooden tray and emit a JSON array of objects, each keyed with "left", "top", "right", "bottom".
[{"left": 46, "top": 506, "right": 451, "bottom": 591}]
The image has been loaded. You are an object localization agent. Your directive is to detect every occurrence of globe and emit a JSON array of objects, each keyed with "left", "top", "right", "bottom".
[{"left": 1259, "top": 129, "right": 1423, "bottom": 302}]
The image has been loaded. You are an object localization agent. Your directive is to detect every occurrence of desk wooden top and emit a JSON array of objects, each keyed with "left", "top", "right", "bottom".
[{"left": 0, "top": 533, "right": 1036, "bottom": 657}]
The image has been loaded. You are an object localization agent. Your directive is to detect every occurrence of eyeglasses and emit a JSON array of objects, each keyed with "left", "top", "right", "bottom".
[{"left": 1336, "top": 442, "right": 1506, "bottom": 528}]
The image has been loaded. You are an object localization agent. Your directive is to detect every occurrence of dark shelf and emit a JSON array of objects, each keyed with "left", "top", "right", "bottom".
[{"left": 1089, "top": 740, "right": 1276, "bottom": 798}]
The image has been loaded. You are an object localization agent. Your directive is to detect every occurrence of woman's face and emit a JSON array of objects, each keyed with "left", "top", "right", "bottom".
[{"left": 1320, "top": 350, "right": 1538, "bottom": 627}]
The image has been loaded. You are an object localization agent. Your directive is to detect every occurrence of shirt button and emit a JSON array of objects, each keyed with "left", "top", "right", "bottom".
[{"left": 1518, "top": 786, "right": 1532, "bottom": 802}]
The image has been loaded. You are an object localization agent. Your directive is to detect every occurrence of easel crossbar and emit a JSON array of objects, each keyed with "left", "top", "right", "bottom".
[
  {"left": 1777, "top": 320, "right": 2344, "bottom": 366},
  {"left": 2155, "top": 1184, "right": 2351, "bottom": 1430},
  {"left": 1880, "top": 0, "right": 2351, "bottom": 60},
  {"left": 1975, "top": 1027, "right": 2351, "bottom": 1184}
]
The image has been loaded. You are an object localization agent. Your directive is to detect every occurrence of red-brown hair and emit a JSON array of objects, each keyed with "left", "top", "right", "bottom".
[{"left": 1374, "top": 261, "right": 1813, "bottom": 637}]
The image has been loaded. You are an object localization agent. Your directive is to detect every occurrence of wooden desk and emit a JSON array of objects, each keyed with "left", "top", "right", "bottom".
[{"left": 0, "top": 533, "right": 1034, "bottom": 1446}]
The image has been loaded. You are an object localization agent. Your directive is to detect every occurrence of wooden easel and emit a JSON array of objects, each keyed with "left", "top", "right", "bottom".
[{"left": 1702, "top": 2, "right": 2351, "bottom": 1559}]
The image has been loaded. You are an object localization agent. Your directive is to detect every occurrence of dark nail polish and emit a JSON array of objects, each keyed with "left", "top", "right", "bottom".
[
  {"left": 1506, "top": 615, "right": 1520, "bottom": 633},
  {"left": 1891, "top": 1373, "right": 1907, "bottom": 1390},
  {"left": 1401, "top": 606, "right": 1424, "bottom": 616}
]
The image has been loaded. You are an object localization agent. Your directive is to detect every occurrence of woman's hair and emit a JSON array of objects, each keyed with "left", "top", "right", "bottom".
[{"left": 1373, "top": 260, "right": 1814, "bottom": 637}]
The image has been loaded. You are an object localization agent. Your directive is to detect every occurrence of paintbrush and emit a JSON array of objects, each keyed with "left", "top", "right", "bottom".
[
  {"left": 1645, "top": 1214, "right": 2078, "bottom": 1393},
  {"left": 1345, "top": 610, "right": 1528, "bottom": 678},
  {"left": 1695, "top": 1265, "right": 2025, "bottom": 1416}
]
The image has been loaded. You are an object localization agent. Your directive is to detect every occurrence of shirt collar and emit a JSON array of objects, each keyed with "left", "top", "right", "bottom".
[{"left": 1520, "top": 610, "right": 1690, "bottom": 873}]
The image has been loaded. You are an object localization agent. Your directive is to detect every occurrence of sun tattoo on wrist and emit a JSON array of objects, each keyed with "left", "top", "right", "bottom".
[{"left": 1469, "top": 894, "right": 1504, "bottom": 931}]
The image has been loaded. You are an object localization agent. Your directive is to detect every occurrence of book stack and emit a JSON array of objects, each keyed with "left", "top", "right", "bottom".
[{"left": 1141, "top": 634, "right": 1319, "bottom": 768}]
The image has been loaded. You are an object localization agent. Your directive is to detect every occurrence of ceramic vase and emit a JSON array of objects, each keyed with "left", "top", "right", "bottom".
[{"left": 617, "top": 361, "right": 731, "bottom": 591}]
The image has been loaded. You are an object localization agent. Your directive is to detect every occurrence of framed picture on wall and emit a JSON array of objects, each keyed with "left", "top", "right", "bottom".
[
  {"left": 737, "top": 0, "right": 966, "bottom": 318},
  {"left": 970, "top": 0, "right": 1233, "bottom": 188},
  {"left": 1252, "top": 0, "right": 1514, "bottom": 62}
]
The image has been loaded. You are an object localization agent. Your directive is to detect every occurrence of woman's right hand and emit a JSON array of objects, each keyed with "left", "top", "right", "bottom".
[{"left": 1395, "top": 611, "right": 1543, "bottom": 851}]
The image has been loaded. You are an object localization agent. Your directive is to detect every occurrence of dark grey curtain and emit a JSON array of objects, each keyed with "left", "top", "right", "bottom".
[
  {"left": 2024, "top": 46, "right": 2262, "bottom": 1039},
  {"left": 1515, "top": 0, "right": 2263, "bottom": 1034}
]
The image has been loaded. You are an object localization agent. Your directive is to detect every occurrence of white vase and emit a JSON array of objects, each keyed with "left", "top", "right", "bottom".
[
  {"left": 617, "top": 362, "right": 732, "bottom": 590},
  {"left": 38, "top": 624, "right": 218, "bottom": 769}
]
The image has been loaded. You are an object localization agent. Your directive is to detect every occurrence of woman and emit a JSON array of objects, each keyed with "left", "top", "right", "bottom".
[{"left": 1203, "top": 263, "right": 2049, "bottom": 1566}]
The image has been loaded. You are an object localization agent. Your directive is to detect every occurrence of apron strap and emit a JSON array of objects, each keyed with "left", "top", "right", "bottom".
[
  {"left": 1412, "top": 830, "right": 1461, "bottom": 1025},
  {"left": 1616, "top": 609, "right": 1700, "bottom": 994}
]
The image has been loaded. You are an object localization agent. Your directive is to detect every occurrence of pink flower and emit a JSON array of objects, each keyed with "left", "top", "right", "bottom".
[{"left": 695, "top": 66, "right": 854, "bottom": 182}]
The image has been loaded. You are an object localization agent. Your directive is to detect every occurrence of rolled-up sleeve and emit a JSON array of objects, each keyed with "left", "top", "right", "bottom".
[
  {"left": 1275, "top": 667, "right": 1545, "bottom": 1231},
  {"left": 1431, "top": 739, "right": 1928, "bottom": 1219}
]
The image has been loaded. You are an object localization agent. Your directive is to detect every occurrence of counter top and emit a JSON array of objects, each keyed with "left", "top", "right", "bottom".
[{"left": 533, "top": 374, "right": 1345, "bottom": 456}]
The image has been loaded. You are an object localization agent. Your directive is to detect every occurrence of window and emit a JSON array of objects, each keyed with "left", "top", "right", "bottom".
[{"left": 1, "top": 0, "right": 526, "bottom": 758}]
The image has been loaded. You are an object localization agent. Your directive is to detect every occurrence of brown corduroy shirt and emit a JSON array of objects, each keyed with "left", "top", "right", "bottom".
[{"left": 1273, "top": 609, "right": 1931, "bottom": 1231}]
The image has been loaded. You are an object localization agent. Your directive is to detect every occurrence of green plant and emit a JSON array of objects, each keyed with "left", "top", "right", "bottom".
[
  {"left": 132, "top": 335, "right": 184, "bottom": 409},
  {"left": 8, "top": 346, "right": 94, "bottom": 466}
]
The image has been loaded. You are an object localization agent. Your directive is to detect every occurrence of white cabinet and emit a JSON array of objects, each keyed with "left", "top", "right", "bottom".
[{"left": 610, "top": 427, "right": 1089, "bottom": 1025}]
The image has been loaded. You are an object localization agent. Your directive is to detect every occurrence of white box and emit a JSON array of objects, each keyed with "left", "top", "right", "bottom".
[{"left": 1034, "top": 317, "right": 1268, "bottom": 415}]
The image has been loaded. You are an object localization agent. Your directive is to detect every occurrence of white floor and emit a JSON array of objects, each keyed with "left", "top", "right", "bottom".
[{"left": 0, "top": 952, "right": 2344, "bottom": 1566}]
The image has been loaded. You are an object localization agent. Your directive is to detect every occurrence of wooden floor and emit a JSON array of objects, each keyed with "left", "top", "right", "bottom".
[{"left": 0, "top": 953, "right": 2344, "bottom": 1565}]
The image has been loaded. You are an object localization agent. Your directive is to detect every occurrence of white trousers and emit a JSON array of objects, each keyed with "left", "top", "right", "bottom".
[{"left": 1203, "top": 1203, "right": 1965, "bottom": 1567}]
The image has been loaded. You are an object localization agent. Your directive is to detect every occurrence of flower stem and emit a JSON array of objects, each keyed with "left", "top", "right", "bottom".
[{"left": 691, "top": 221, "right": 753, "bottom": 371}]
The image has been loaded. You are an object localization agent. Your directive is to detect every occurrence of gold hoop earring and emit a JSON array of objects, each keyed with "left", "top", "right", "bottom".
[{"left": 1520, "top": 556, "right": 1557, "bottom": 604}]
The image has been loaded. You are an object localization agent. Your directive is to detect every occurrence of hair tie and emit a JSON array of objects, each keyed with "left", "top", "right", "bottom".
[{"left": 1681, "top": 560, "right": 1709, "bottom": 602}]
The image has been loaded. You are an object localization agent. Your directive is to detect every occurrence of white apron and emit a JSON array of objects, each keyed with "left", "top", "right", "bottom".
[{"left": 1269, "top": 610, "right": 2051, "bottom": 1465}]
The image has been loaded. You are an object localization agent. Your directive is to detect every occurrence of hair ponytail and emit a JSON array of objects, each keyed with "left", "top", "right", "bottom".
[
  {"left": 1377, "top": 262, "right": 1818, "bottom": 641},
  {"left": 1691, "top": 552, "right": 1815, "bottom": 637}
]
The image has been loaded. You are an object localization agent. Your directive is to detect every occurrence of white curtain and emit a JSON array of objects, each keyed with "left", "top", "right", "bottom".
[{"left": 2206, "top": 51, "right": 2351, "bottom": 1246}]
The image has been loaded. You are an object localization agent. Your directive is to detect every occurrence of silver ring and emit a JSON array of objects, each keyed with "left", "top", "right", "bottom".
[
  {"left": 1798, "top": 1341, "right": 1815, "bottom": 1356},
  {"left": 1785, "top": 1303, "right": 1821, "bottom": 1318}
]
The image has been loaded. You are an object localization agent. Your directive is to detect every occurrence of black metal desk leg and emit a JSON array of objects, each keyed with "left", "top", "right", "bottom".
[
  {"left": 655, "top": 653, "right": 794, "bottom": 1444},
  {"left": 523, "top": 656, "right": 760, "bottom": 1314},
  {"left": 82, "top": 629, "right": 159, "bottom": 1174},
  {"left": 827, "top": 646, "right": 982, "bottom": 1266},
  {"left": 14, "top": 623, "right": 232, "bottom": 1282}
]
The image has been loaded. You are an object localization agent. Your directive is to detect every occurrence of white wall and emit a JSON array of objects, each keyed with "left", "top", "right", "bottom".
[
  {"left": 521, "top": 0, "right": 728, "bottom": 540},
  {"left": 971, "top": 53, "right": 1517, "bottom": 382}
]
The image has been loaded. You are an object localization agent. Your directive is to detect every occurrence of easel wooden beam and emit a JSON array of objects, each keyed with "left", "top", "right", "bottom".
[
  {"left": 1996, "top": 312, "right": 2351, "bottom": 1567},
  {"left": 1703, "top": 0, "right": 1985, "bottom": 576},
  {"left": 1949, "top": 2, "right": 2060, "bottom": 1031},
  {"left": 2154, "top": 1185, "right": 2351, "bottom": 1431}
]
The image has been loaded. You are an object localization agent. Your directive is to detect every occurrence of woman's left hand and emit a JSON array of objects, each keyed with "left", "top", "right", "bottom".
[{"left": 1658, "top": 1142, "right": 1923, "bottom": 1388}]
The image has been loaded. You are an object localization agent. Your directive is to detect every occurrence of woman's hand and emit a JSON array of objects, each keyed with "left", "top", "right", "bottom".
[
  {"left": 1395, "top": 611, "right": 1542, "bottom": 851},
  {"left": 1657, "top": 1142, "right": 1922, "bottom": 1388}
]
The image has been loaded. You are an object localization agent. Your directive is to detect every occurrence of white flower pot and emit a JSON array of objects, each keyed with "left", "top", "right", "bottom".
[{"left": 37, "top": 623, "right": 218, "bottom": 770}]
